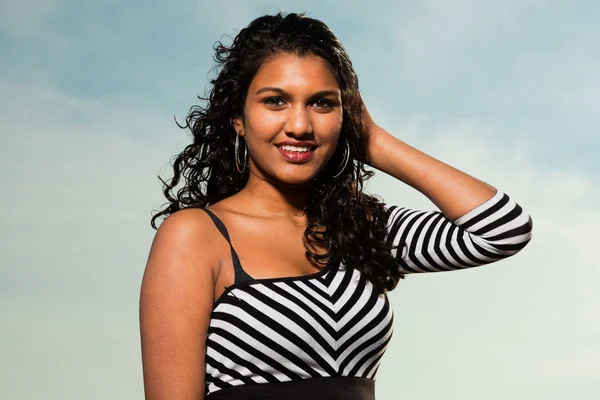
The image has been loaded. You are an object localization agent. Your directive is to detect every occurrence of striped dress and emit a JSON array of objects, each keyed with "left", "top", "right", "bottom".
[{"left": 201, "top": 190, "right": 533, "bottom": 399}]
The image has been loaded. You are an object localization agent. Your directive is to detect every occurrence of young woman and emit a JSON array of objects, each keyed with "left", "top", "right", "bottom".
[{"left": 140, "top": 12, "right": 533, "bottom": 400}]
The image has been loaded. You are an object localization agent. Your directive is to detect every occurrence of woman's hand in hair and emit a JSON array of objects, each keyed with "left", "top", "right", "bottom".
[{"left": 359, "top": 94, "right": 386, "bottom": 165}]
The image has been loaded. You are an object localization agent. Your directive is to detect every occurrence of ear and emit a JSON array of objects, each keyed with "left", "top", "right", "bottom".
[{"left": 232, "top": 116, "right": 244, "bottom": 136}]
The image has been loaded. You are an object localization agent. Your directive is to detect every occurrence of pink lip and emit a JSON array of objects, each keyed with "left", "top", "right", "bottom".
[{"left": 276, "top": 146, "right": 315, "bottom": 163}]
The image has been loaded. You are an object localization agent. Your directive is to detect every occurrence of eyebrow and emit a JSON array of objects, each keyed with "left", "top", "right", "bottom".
[
  {"left": 256, "top": 87, "right": 289, "bottom": 96},
  {"left": 255, "top": 87, "right": 341, "bottom": 99}
]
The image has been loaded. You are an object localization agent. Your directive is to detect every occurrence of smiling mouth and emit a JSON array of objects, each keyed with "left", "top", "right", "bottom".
[
  {"left": 276, "top": 144, "right": 316, "bottom": 152},
  {"left": 275, "top": 144, "right": 317, "bottom": 163}
]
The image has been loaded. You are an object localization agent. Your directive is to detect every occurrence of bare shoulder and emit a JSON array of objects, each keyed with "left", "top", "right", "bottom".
[
  {"left": 142, "top": 207, "right": 220, "bottom": 311},
  {"left": 153, "top": 207, "right": 219, "bottom": 245},
  {"left": 148, "top": 208, "right": 222, "bottom": 273}
]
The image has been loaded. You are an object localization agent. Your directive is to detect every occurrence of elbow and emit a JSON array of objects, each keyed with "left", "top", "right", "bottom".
[
  {"left": 514, "top": 213, "right": 533, "bottom": 245},
  {"left": 512, "top": 214, "right": 533, "bottom": 252},
  {"left": 476, "top": 213, "right": 534, "bottom": 256},
  {"left": 491, "top": 214, "right": 534, "bottom": 255},
  {"left": 522, "top": 214, "right": 534, "bottom": 238}
]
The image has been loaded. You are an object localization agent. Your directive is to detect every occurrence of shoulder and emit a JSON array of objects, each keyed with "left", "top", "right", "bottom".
[
  {"left": 146, "top": 208, "right": 223, "bottom": 284},
  {"left": 154, "top": 208, "right": 216, "bottom": 243}
]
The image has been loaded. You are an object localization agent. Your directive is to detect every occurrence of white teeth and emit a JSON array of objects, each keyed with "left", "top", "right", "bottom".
[{"left": 279, "top": 145, "right": 311, "bottom": 152}]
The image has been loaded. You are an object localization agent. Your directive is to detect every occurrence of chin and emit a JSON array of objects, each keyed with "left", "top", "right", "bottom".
[
  {"left": 272, "top": 168, "right": 319, "bottom": 186},
  {"left": 279, "top": 174, "right": 316, "bottom": 186},
  {"left": 256, "top": 163, "right": 322, "bottom": 187}
]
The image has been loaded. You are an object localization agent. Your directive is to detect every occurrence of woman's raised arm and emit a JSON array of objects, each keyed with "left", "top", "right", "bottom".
[{"left": 362, "top": 102, "right": 533, "bottom": 273}]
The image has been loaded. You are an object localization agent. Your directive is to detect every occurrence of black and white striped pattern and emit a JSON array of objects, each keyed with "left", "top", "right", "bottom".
[
  {"left": 385, "top": 190, "right": 533, "bottom": 273},
  {"left": 204, "top": 190, "right": 533, "bottom": 396},
  {"left": 205, "top": 265, "right": 393, "bottom": 396}
]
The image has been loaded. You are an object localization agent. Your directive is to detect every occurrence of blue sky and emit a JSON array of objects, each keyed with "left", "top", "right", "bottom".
[{"left": 1, "top": 1, "right": 598, "bottom": 399}]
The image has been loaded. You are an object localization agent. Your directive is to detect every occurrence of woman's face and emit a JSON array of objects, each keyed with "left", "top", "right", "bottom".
[{"left": 233, "top": 53, "right": 343, "bottom": 185}]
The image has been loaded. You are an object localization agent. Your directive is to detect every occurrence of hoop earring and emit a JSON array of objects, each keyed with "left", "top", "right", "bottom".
[
  {"left": 332, "top": 140, "right": 350, "bottom": 178},
  {"left": 234, "top": 131, "right": 247, "bottom": 173}
]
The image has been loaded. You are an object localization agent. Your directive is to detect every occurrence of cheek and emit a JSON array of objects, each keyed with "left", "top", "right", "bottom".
[
  {"left": 315, "top": 112, "right": 343, "bottom": 139},
  {"left": 245, "top": 107, "right": 283, "bottom": 134}
]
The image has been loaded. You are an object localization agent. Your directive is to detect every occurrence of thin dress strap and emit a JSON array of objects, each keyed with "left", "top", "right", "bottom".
[{"left": 201, "top": 209, "right": 254, "bottom": 285}]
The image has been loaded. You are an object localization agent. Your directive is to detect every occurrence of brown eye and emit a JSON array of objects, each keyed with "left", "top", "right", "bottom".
[
  {"left": 262, "top": 97, "right": 286, "bottom": 107},
  {"left": 312, "top": 99, "right": 334, "bottom": 108}
]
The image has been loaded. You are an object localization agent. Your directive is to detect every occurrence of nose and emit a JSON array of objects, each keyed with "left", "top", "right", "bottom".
[{"left": 283, "top": 104, "right": 313, "bottom": 137}]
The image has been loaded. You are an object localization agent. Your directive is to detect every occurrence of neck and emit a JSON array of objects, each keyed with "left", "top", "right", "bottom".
[{"left": 238, "top": 174, "right": 314, "bottom": 219}]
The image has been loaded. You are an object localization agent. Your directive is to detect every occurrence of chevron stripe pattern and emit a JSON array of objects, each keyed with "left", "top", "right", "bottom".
[
  {"left": 205, "top": 264, "right": 393, "bottom": 396},
  {"left": 204, "top": 190, "right": 533, "bottom": 396}
]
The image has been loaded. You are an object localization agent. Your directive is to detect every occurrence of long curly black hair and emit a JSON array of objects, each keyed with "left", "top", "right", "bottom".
[{"left": 152, "top": 12, "right": 403, "bottom": 293}]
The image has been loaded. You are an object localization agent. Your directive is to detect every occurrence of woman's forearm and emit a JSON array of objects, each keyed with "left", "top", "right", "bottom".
[{"left": 367, "top": 126, "right": 497, "bottom": 220}]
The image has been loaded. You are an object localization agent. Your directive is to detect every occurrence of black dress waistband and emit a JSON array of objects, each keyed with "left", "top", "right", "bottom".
[{"left": 206, "top": 376, "right": 375, "bottom": 400}]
